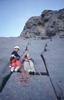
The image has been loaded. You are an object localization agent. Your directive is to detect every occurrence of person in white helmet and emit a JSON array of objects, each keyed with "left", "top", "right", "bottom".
[{"left": 9, "top": 46, "right": 22, "bottom": 72}]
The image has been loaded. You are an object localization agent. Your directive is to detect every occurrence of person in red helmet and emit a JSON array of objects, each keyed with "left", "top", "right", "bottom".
[{"left": 9, "top": 46, "right": 22, "bottom": 72}]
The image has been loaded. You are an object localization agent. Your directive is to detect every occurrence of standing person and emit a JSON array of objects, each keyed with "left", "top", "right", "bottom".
[{"left": 9, "top": 46, "right": 22, "bottom": 72}]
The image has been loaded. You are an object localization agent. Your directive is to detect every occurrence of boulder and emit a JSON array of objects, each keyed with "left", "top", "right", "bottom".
[{"left": 20, "top": 8, "right": 64, "bottom": 38}]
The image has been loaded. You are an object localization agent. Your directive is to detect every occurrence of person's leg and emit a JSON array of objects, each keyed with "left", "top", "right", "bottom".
[
  {"left": 15, "top": 66, "right": 20, "bottom": 71},
  {"left": 11, "top": 67, "right": 15, "bottom": 72},
  {"left": 15, "top": 60, "right": 21, "bottom": 72},
  {"left": 29, "top": 60, "right": 35, "bottom": 72},
  {"left": 10, "top": 60, "right": 16, "bottom": 72},
  {"left": 24, "top": 61, "right": 31, "bottom": 72}
]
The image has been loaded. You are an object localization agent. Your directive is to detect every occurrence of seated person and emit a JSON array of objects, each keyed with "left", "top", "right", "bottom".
[
  {"left": 22, "top": 47, "right": 35, "bottom": 72},
  {"left": 9, "top": 46, "right": 22, "bottom": 72}
]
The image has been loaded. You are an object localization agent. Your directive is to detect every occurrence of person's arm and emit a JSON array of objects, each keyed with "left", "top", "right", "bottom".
[
  {"left": 21, "top": 50, "right": 28, "bottom": 59},
  {"left": 11, "top": 51, "right": 16, "bottom": 58},
  {"left": 11, "top": 51, "right": 20, "bottom": 60}
]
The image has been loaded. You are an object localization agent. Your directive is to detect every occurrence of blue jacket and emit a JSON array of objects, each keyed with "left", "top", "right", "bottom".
[{"left": 10, "top": 51, "right": 20, "bottom": 62}]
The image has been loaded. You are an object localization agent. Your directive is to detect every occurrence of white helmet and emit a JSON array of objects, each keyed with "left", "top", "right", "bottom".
[{"left": 14, "top": 46, "right": 20, "bottom": 50}]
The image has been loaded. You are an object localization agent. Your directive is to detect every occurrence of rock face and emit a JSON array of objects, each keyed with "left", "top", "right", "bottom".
[{"left": 20, "top": 8, "right": 64, "bottom": 38}]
